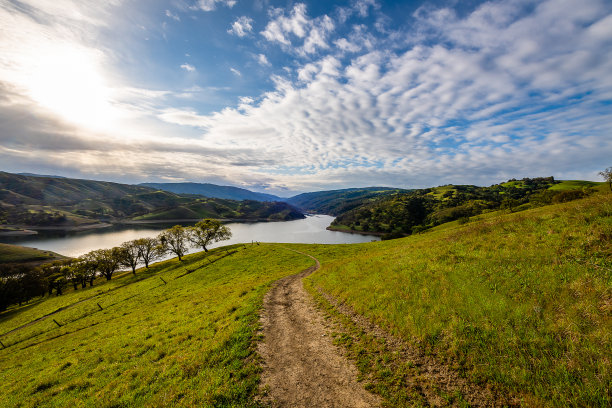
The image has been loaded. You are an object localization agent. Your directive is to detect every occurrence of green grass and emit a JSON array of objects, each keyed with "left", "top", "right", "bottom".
[
  {"left": 298, "top": 193, "right": 612, "bottom": 407},
  {"left": 549, "top": 180, "right": 605, "bottom": 191},
  {"left": 0, "top": 243, "right": 65, "bottom": 264},
  {"left": 1, "top": 194, "right": 610, "bottom": 407},
  {"left": 0, "top": 244, "right": 313, "bottom": 407}
]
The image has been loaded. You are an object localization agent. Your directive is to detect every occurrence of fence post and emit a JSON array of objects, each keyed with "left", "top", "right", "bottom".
[
  {"left": 97, "top": 303, "right": 103, "bottom": 310},
  {"left": 0, "top": 340, "right": 5, "bottom": 349},
  {"left": 53, "top": 319, "right": 61, "bottom": 327},
  {"left": 160, "top": 277, "right": 167, "bottom": 285}
]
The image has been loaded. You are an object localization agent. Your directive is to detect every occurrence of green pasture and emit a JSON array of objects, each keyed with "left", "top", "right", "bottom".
[{"left": 0, "top": 244, "right": 313, "bottom": 407}]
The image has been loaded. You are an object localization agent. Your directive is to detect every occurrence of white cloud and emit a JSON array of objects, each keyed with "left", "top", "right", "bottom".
[
  {"left": 194, "top": 0, "right": 236, "bottom": 12},
  {"left": 165, "top": 9, "right": 180, "bottom": 21},
  {"left": 228, "top": 16, "right": 254, "bottom": 37},
  {"left": 157, "top": 0, "right": 612, "bottom": 191},
  {"left": 261, "top": 3, "right": 334, "bottom": 55},
  {"left": 353, "top": 0, "right": 380, "bottom": 17},
  {"left": 257, "top": 53, "right": 271, "bottom": 66},
  {"left": 180, "top": 63, "right": 196, "bottom": 72},
  {"left": 230, "top": 67, "right": 242, "bottom": 76}
]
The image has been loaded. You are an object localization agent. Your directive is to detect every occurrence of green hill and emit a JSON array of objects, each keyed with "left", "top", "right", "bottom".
[
  {"left": 286, "top": 187, "right": 409, "bottom": 215},
  {"left": 330, "top": 177, "right": 601, "bottom": 236},
  {"left": 139, "top": 182, "right": 281, "bottom": 202},
  {"left": 0, "top": 193, "right": 609, "bottom": 406},
  {"left": 0, "top": 172, "right": 304, "bottom": 228}
]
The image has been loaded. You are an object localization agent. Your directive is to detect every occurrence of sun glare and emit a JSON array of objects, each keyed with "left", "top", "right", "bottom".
[{"left": 26, "top": 43, "right": 117, "bottom": 130}]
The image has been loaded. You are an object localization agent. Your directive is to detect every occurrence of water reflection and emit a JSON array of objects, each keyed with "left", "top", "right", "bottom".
[{"left": 0, "top": 215, "right": 379, "bottom": 257}]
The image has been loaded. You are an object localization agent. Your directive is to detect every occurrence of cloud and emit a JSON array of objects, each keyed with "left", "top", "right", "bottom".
[
  {"left": 228, "top": 16, "right": 254, "bottom": 37},
  {"left": 261, "top": 3, "right": 334, "bottom": 55},
  {"left": 230, "top": 67, "right": 242, "bottom": 76},
  {"left": 194, "top": 0, "right": 236, "bottom": 12},
  {"left": 165, "top": 9, "right": 180, "bottom": 21},
  {"left": 157, "top": 0, "right": 612, "bottom": 191},
  {"left": 180, "top": 63, "right": 196, "bottom": 72},
  {"left": 256, "top": 53, "right": 271, "bottom": 66},
  {"left": 353, "top": 0, "right": 380, "bottom": 17}
]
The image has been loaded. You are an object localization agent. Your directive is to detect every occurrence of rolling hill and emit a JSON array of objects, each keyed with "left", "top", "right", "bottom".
[
  {"left": 285, "top": 187, "right": 409, "bottom": 215},
  {"left": 0, "top": 172, "right": 303, "bottom": 228},
  {"left": 0, "top": 192, "right": 609, "bottom": 406},
  {"left": 139, "top": 182, "right": 282, "bottom": 202}
]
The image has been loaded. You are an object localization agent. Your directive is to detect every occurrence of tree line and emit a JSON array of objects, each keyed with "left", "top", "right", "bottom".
[{"left": 0, "top": 219, "right": 231, "bottom": 311}]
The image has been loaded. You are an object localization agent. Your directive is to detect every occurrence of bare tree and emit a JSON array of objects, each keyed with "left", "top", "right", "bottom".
[{"left": 189, "top": 219, "right": 232, "bottom": 252}]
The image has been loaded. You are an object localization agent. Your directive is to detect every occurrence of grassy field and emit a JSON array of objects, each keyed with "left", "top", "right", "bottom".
[
  {"left": 1, "top": 193, "right": 610, "bottom": 407},
  {"left": 0, "top": 244, "right": 313, "bottom": 407},
  {"left": 550, "top": 180, "right": 605, "bottom": 191},
  {"left": 0, "top": 243, "right": 65, "bottom": 264},
  {"left": 299, "top": 193, "right": 612, "bottom": 407}
]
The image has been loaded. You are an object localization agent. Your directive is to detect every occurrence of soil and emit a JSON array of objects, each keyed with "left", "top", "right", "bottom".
[{"left": 257, "top": 250, "right": 381, "bottom": 407}]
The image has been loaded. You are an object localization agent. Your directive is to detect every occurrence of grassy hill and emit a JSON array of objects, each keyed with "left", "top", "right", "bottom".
[
  {"left": 330, "top": 177, "right": 603, "bottom": 236},
  {"left": 0, "top": 172, "right": 304, "bottom": 228},
  {"left": 139, "top": 182, "right": 281, "bottom": 202},
  {"left": 0, "top": 243, "right": 65, "bottom": 265},
  {"left": 0, "top": 193, "right": 609, "bottom": 406},
  {"left": 286, "top": 187, "right": 409, "bottom": 216}
]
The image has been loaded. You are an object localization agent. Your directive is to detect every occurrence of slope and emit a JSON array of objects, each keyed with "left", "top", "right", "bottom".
[
  {"left": 0, "top": 244, "right": 313, "bottom": 407},
  {"left": 139, "top": 182, "right": 281, "bottom": 202},
  {"left": 286, "top": 187, "right": 408, "bottom": 216}
]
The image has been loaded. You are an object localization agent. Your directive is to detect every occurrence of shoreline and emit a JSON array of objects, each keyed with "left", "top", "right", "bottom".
[{"left": 325, "top": 225, "right": 385, "bottom": 237}]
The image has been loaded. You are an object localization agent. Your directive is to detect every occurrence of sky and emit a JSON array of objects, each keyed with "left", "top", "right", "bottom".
[{"left": 0, "top": 0, "right": 611, "bottom": 196}]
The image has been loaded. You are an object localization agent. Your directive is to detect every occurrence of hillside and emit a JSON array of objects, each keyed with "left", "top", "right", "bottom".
[
  {"left": 139, "top": 182, "right": 281, "bottom": 202},
  {"left": 330, "top": 177, "right": 604, "bottom": 236},
  {"left": 0, "top": 243, "right": 65, "bottom": 265},
  {"left": 0, "top": 172, "right": 303, "bottom": 228},
  {"left": 0, "top": 193, "right": 609, "bottom": 406},
  {"left": 286, "top": 187, "right": 409, "bottom": 216}
]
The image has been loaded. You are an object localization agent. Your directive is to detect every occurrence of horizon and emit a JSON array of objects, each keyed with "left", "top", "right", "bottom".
[{"left": 1, "top": 0, "right": 611, "bottom": 196}]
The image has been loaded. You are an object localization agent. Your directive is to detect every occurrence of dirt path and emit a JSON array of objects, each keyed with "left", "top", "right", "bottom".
[{"left": 258, "top": 249, "right": 380, "bottom": 407}]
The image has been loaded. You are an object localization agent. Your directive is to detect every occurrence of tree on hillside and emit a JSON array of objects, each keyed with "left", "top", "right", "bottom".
[
  {"left": 79, "top": 252, "right": 100, "bottom": 287},
  {"left": 91, "top": 247, "right": 122, "bottom": 280},
  {"left": 599, "top": 167, "right": 612, "bottom": 192},
  {"left": 133, "top": 237, "right": 164, "bottom": 268},
  {"left": 189, "top": 219, "right": 232, "bottom": 252},
  {"left": 119, "top": 240, "right": 140, "bottom": 274},
  {"left": 158, "top": 225, "right": 189, "bottom": 261}
]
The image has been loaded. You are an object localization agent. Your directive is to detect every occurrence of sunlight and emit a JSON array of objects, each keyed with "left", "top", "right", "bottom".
[{"left": 26, "top": 43, "right": 117, "bottom": 130}]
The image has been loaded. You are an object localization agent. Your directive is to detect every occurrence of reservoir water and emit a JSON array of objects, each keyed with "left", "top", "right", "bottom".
[{"left": 0, "top": 215, "right": 379, "bottom": 258}]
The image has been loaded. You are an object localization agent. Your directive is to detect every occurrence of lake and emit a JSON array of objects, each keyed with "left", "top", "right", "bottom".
[{"left": 0, "top": 215, "right": 379, "bottom": 258}]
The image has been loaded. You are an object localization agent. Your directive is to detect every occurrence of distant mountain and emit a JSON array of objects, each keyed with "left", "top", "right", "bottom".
[
  {"left": 286, "top": 187, "right": 410, "bottom": 216},
  {"left": 139, "top": 182, "right": 281, "bottom": 202},
  {"left": 0, "top": 172, "right": 303, "bottom": 228},
  {"left": 17, "top": 173, "right": 66, "bottom": 179}
]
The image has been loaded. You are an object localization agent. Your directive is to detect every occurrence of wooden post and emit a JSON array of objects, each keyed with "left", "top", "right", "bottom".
[
  {"left": 53, "top": 319, "right": 61, "bottom": 327},
  {"left": 160, "top": 277, "right": 167, "bottom": 285},
  {"left": 0, "top": 340, "right": 6, "bottom": 349},
  {"left": 97, "top": 303, "right": 103, "bottom": 310}
]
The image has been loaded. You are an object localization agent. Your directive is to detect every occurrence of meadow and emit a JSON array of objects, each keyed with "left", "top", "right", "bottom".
[
  {"left": 300, "top": 193, "right": 611, "bottom": 407},
  {"left": 0, "top": 244, "right": 313, "bottom": 407},
  {"left": 0, "top": 193, "right": 610, "bottom": 407}
]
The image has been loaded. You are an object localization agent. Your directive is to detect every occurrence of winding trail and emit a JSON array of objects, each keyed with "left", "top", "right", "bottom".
[{"left": 258, "top": 249, "right": 380, "bottom": 407}]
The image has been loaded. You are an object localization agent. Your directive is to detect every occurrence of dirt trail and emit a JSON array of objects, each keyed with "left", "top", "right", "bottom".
[{"left": 258, "top": 250, "right": 380, "bottom": 407}]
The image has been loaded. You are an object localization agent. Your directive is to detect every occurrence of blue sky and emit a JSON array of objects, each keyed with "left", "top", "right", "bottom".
[{"left": 0, "top": 0, "right": 611, "bottom": 195}]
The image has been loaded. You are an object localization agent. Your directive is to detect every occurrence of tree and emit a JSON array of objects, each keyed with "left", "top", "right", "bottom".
[
  {"left": 133, "top": 237, "right": 164, "bottom": 268},
  {"left": 158, "top": 225, "right": 189, "bottom": 261},
  {"left": 599, "top": 167, "right": 612, "bottom": 192},
  {"left": 90, "top": 247, "right": 122, "bottom": 280},
  {"left": 189, "top": 219, "right": 232, "bottom": 252},
  {"left": 119, "top": 240, "right": 140, "bottom": 274}
]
